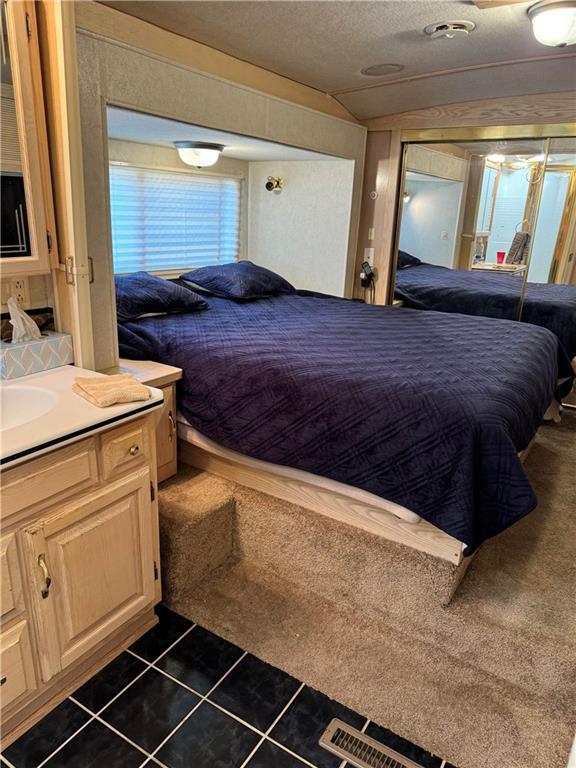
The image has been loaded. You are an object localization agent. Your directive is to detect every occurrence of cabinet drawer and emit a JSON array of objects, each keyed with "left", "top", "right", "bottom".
[
  {"left": 100, "top": 420, "right": 151, "bottom": 480},
  {"left": 1, "top": 534, "right": 23, "bottom": 621},
  {"left": 1, "top": 439, "right": 99, "bottom": 518},
  {"left": 0, "top": 621, "right": 37, "bottom": 709}
]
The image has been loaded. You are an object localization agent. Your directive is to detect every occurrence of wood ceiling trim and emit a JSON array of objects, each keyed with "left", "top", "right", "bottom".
[
  {"left": 76, "top": 2, "right": 359, "bottom": 124},
  {"left": 362, "top": 92, "right": 576, "bottom": 130}
]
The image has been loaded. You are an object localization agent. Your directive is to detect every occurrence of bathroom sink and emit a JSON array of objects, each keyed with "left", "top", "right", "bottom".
[{"left": 1, "top": 385, "right": 58, "bottom": 430}]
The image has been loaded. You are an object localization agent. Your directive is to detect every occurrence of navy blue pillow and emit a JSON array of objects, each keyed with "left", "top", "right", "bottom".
[
  {"left": 180, "top": 260, "right": 295, "bottom": 300},
  {"left": 397, "top": 251, "right": 422, "bottom": 270},
  {"left": 115, "top": 272, "right": 208, "bottom": 321}
]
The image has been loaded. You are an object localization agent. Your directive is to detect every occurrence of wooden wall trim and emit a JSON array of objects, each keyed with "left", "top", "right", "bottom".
[
  {"left": 362, "top": 92, "right": 576, "bottom": 131},
  {"left": 74, "top": 1, "right": 358, "bottom": 125}
]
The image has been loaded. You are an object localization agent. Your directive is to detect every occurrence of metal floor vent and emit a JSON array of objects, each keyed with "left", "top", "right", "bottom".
[{"left": 319, "top": 719, "right": 425, "bottom": 768}]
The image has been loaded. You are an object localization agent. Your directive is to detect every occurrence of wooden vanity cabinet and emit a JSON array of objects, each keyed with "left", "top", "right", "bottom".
[{"left": 0, "top": 413, "right": 161, "bottom": 747}]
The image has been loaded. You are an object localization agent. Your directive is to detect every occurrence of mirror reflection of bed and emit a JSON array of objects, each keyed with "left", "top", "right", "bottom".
[{"left": 393, "top": 137, "right": 576, "bottom": 367}]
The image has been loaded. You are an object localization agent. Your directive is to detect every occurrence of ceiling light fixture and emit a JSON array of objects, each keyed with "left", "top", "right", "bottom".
[
  {"left": 174, "top": 141, "right": 224, "bottom": 167},
  {"left": 486, "top": 153, "right": 506, "bottom": 163},
  {"left": 360, "top": 63, "right": 405, "bottom": 77},
  {"left": 424, "top": 20, "right": 476, "bottom": 40},
  {"left": 528, "top": 0, "right": 576, "bottom": 46}
]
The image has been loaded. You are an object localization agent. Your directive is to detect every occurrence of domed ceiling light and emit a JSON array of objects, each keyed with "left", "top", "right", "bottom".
[
  {"left": 528, "top": 0, "right": 576, "bottom": 46},
  {"left": 174, "top": 142, "right": 224, "bottom": 168}
]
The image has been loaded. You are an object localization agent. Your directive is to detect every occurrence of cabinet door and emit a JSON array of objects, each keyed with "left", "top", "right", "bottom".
[
  {"left": 22, "top": 469, "right": 155, "bottom": 682},
  {"left": 156, "top": 385, "right": 177, "bottom": 482}
]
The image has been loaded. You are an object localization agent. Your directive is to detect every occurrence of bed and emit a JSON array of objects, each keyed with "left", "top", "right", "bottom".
[
  {"left": 118, "top": 292, "right": 574, "bottom": 559},
  {"left": 394, "top": 261, "right": 576, "bottom": 360}
]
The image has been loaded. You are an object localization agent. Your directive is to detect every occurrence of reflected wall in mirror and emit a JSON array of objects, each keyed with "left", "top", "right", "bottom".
[
  {"left": 520, "top": 136, "right": 576, "bottom": 372},
  {"left": 393, "top": 138, "right": 548, "bottom": 321}
]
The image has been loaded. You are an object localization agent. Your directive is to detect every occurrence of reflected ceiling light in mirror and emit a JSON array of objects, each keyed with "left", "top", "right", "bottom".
[
  {"left": 486, "top": 153, "right": 506, "bottom": 163},
  {"left": 403, "top": 192, "right": 411, "bottom": 203},
  {"left": 174, "top": 142, "right": 224, "bottom": 167},
  {"left": 527, "top": 153, "right": 546, "bottom": 163},
  {"left": 528, "top": 0, "right": 576, "bottom": 46}
]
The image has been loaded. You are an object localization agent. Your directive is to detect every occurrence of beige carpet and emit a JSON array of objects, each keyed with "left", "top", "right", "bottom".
[{"left": 159, "top": 413, "right": 576, "bottom": 768}]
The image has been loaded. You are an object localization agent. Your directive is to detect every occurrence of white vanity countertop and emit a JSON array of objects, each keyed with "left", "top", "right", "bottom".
[{"left": 0, "top": 365, "right": 163, "bottom": 468}]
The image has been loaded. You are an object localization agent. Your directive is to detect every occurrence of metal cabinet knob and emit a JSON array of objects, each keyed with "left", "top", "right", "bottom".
[{"left": 128, "top": 444, "right": 140, "bottom": 456}]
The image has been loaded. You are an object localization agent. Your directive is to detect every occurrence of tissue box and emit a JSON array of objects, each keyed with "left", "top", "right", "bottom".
[{"left": 0, "top": 332, "right": 74, "bottom": 380}]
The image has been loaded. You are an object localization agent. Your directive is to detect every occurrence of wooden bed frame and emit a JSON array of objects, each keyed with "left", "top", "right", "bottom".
[{"left": 178, "top": 423, "right": 537, "bottom": 567}]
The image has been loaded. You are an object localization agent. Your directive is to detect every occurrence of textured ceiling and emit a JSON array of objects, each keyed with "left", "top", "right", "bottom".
[
  {"left": 106, "top": 107, "right": 338, "bottom": 160},
  {"left": 101, "top": 0, "right": 576, "bottom": 119}
]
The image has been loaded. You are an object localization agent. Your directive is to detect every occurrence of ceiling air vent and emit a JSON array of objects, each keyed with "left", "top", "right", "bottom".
[
  {"left": 319, "top": 719, "right": 427, "bottom": 768},
  {"left": 424, "top": 20, "right": 476, "bottom": 39}
]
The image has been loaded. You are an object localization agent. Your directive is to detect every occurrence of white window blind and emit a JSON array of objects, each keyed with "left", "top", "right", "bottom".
[{"left": 109, "top": 164, "right": 241, "bottom": 273}]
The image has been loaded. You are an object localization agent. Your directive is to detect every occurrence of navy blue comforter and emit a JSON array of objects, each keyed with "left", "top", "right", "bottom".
[
  {"left": 395, "top": 263, "right": 576, "bottom": 359},
  {"left": 119, "top": 295, "right": 574, "bottom": 552}
]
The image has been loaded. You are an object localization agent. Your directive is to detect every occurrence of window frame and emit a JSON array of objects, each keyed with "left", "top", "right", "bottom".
[{"left": 108, "top": 160, "right": 247, "bottom": 277}]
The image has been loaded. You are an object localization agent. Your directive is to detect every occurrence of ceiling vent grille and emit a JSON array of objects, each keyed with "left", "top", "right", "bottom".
[
  {"left": 424, "top": 20, "right": 476, "bottom": 39},
  {"left": 319, "top": 719, "right": 426, "bottom": 768}
]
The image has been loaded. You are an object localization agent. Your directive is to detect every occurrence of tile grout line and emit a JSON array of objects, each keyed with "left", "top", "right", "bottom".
[
  {"left": 265, "top": 736, "right": 321, "bottom": 768},
  {"left": 34, "top": 715, "right": 96, "bottom": 768},
  {"left": 145, "top": 650, "right": 249, "bottom": 761},
  {"left": 131, "top": 623, "right": 197, "bottom": 667},
  {"left": 22, "top": 620, "right": 197, "bottom": 768},
  {"left": 237, "top": 682, "right": 307, "bottom": 768},
  {"left": 89, "top": 622, "right": 198, "bottom": 718},
  {"left": 70, "top": 697, "right": 166, "bottom": 766},
  {"left": 144, "top": 664, "right": 318, "bottom": 768}
]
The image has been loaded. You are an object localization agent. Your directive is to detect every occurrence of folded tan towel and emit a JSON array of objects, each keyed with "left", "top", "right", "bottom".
[{"left": 73, "top": 373, "right": 150, "bottom": 408}]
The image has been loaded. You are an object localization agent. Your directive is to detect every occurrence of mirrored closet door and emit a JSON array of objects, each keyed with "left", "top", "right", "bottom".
[
  {"left": 392, "top": 137, "right": 549, "bottom": 321},
  {"left": 526, "top": 137, "right": 576, "bottom": 286}
]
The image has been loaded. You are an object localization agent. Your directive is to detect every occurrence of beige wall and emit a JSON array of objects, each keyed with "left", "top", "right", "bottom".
[
  {"left": 248, "top": 160, "right": 355, "bottom": 295},
  {"left": 76, "top": 16, "right": 366, "bottom": 369}
]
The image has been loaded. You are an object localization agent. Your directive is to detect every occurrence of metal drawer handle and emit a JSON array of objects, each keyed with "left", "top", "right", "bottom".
[
  {"left": 38, "top": 554, "right": 51, "bottom": 599},
  {"left": 168, "top": 410, "right": 176, "bottom": 442},
  {"left": 128, "top": 444, "right": 140, "bottom": 456}
]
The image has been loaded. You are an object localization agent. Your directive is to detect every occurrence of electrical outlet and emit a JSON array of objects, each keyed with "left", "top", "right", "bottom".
[{"left": 10, "top": 278, "right": 29, "bottom": 308}]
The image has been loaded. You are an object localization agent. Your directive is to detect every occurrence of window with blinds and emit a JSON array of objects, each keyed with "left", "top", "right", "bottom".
[{"left": 109, "top": 164, "right": 242, "bottom": 274}]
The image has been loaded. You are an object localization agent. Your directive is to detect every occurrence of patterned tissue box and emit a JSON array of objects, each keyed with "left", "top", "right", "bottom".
[{"left": 0, "top": 332, "right": 74, "bottom": 380}]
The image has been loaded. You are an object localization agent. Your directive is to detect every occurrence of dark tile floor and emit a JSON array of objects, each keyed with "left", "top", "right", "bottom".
[{"left": 1, "top": 606, "right": 456, "bottom": 768}]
